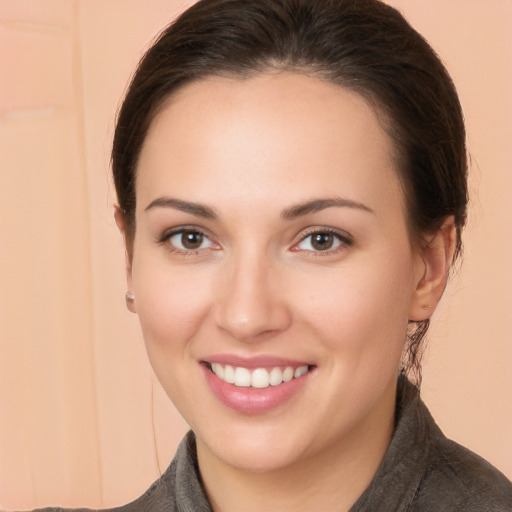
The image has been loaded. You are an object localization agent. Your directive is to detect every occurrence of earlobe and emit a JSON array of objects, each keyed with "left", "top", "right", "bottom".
[
  {"left": 114, "top": 206, "right": 137, "bottom": 314},
  {"left": 114, "top": 205, "right": 126, "bottom": 234},
  {"left": 409, "top": 217, "right": 456, "bottom": 321}
]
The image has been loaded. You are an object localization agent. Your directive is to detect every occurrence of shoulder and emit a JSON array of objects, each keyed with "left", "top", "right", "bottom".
[
  {"left": 349, "top": 378, "right": 512, "bottom": 512},
  {"left": 25, "top": 433, "right": 210, "bottom": 512},
  {"left": 413, "top": 416, "right": 512, "bottom": 511}
]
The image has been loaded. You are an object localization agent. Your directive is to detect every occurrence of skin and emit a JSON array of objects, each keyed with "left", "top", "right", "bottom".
[{"left": 116, "top": 72, "right": 455, "bottom": 511}]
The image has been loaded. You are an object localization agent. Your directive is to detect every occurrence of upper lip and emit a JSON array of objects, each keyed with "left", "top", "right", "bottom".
[{"left": 202, "top": 354, "right": 313, "bottom": 369}]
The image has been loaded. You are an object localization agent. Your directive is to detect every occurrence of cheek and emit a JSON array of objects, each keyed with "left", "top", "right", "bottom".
[
  {"left": 131, "top": 258, "right": 212, "bottom": 356},
  {"left": 297, "top": 252, "right": 415, "bottom": 365},
  {"left": 131, "top": 261, "right": 216, "bottom": 409}
]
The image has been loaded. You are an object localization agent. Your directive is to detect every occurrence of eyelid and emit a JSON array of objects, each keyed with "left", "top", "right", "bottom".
[
  {"left": 158, "top": 225, "right": 207, "bottom": 242},
  {"left": 156, "top": 225, "right": 351, "bottom": 254},
  {"left": 291, "top": 227, "right": 353, "bottom": 253},
  {"left": 157, "top": 225, "right": 220, "bottom": 252}
]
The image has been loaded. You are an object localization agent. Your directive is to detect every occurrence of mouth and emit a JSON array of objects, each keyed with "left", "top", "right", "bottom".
[
  {"left": 201, "top": 355, "right": 316, "bottom": 413},
  {"left": 207, "top": 362, "right": 313, "bottom": 389}
]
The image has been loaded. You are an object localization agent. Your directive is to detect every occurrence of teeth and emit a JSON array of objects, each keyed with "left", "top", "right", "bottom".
[
  {"left": 282, "top": 367, "right": 294, "bottom": 382},
  {"left": 294, "top": 365, "right": 308, "bottom": 378},
  {"left": 210, "top": 363, "right": 310, "bottom": 388},
  {"left": 251, "top": 368, "right": 270, "bottom": 389},
  {"left": 269, "top": 367, "right": 283, "bottom": 386},
  {"left": 224, "top": 365, "right": 235, "bottom": 384},
  {"left": 234, "top": 367, "right": 251, "bottom": 387},
  {"left": 211, "top": 363, "right": 224, "bottom": 380}
]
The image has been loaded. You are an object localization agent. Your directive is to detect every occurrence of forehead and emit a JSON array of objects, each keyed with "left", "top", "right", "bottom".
[{"left": 136, "top": 72, "right": 404, "bottom": 216}]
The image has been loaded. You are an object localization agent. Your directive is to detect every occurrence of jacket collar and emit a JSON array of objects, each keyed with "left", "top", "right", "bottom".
[{"left": 172, "top": 376, "right": 437, "bottom": 512}]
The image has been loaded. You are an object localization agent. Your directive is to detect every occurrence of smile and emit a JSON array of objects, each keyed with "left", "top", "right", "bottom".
[
  {"left": 210, "top": 363, "right": 311, "bottom": 389},
  {"left": 202, "top": 358, "right": 315, "bottom": 413}
]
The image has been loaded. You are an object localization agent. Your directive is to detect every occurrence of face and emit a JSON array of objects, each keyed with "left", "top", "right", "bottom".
[{"left": 126, "top": 73, "right": 429, "bottom": 473}]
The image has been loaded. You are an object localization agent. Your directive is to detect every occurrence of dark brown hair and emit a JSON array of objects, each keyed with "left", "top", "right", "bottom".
[{"left": 112, "top": 0, "right": 468, "bottom": 383}]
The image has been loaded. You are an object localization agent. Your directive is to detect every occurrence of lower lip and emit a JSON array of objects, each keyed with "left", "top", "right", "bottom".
[{"left": 202, "top": 364, "right": 311, "bottom": 414}]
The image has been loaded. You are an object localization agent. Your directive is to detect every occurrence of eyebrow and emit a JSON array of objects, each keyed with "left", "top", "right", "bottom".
[
  {"left": 144, "top": 195, "right": 373, "bottom": 221},
  {"left": 144, "top": 197, "right": 218, "bottom": 219},
  {"left": 281, "top": 197, "right": 374, "bottom": 220}
]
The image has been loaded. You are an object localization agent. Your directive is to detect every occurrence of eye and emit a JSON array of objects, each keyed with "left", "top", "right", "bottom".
[
  {"left": 294, "top": 229, "right": 350, "bottom": 253},
  {"left": 162, "top": 228, "right": 218, "bottom": 253}
]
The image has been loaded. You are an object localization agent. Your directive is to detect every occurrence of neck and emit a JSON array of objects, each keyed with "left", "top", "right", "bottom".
[{"left": 196, "top": 381, "right": 397, "bottom": 512}]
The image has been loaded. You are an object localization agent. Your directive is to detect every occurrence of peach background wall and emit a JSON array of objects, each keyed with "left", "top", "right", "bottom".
[{"left": 0, "top": 0, "right": 510, "bottom": 509}]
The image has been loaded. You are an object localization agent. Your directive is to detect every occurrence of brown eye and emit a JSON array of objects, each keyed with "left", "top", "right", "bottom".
[
  {"left": 168, "top": 229, "right": 214, "bottom": 251},
  {"left": 181, "top": 231, "right": 204, "bottom": 249},
  {"left": 311, "top": 233, "right": 334, "bottom": 251},
  {"left": 295, "top": 230, "right": 348, "bottom": 253}
]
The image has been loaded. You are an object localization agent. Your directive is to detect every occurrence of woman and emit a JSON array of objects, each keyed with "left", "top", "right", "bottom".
[{"left": 36, "top": 0, "right": 512, "bottom": 510}]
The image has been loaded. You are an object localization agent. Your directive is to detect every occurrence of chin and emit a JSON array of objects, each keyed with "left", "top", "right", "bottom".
[
  {"left": 195, "top": 418, "right": 319, "bottom": 474},
  {"left": 218, "top": 442, "right": 304, "bottom": 473}
]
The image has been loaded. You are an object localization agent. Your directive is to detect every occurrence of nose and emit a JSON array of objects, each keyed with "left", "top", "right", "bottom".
[{"left": 214, "top": 249, "right": 292, "bottom": 342}]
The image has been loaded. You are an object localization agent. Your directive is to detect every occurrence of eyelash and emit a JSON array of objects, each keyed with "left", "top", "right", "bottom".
[
  {"left": 293, "top": 228, "right": 353, "bottom": 256},
  {"left": 157, "top": 226, "right": 352, "bottom": 256},
  {"left": 157, "top": 226, "right": 217, "bottom": 256}
]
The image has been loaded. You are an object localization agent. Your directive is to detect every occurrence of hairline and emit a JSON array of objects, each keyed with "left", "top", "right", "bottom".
[{"left": 127, "top": 66, "right": 424, "bottom": 252}]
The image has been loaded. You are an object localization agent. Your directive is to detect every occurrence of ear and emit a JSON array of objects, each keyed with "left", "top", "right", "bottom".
[
  {"left": 114, "top": 205, "right": 136, "bottom": 314},
  {"left": 409, "top": 216, "right": 456, "bottom": 322}
]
